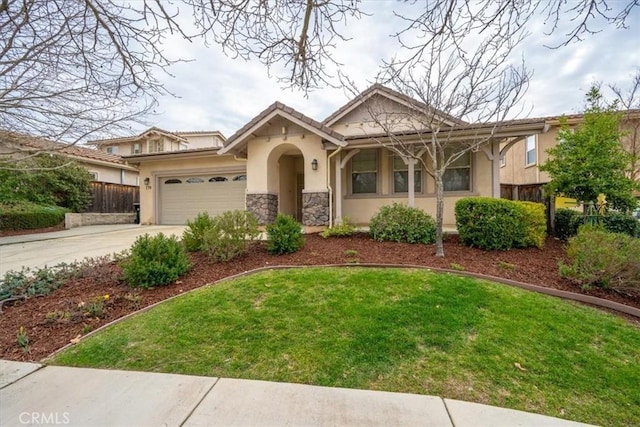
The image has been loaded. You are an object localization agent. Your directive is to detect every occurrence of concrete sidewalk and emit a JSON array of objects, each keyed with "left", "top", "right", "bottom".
[
  {"left": 0, "top": 361, "right": 593, "bottom": 427},
  {"left": 0, "top": 225, "right": 186, "bottom": 275}
]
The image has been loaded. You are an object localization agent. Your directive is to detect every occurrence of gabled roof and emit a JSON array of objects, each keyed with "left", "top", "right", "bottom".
[
  {"left": 323, "top": 84, "right": 467, "bottom": 127},
  {"left": 219, "top": 102, "right": 346, "bottom": 155},
  {"left": 87, "top": 126, "right": 187, "bottom": 146},
  {"left": 176, "top": 130, "right": 227, "bottom": 140},
  {"left": 0, "top": 130, "right": 135, "bottom": 168}
]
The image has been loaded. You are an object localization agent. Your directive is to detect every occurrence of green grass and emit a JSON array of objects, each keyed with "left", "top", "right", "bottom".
[{"left": 52, "top": 268, "right": 640, "bottom": 426}]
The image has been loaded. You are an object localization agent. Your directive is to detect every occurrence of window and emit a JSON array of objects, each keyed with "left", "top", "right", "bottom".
[
  {"left": 186, "top": 177, "right": 204, "bottom": 183},
  {"left": 88, "top": 172, "right": 99, "bottom": 180},
  {"left": 209, "top": 176, "right": 228, "bottom": 182},
  {"left": 393, "top": 156, "right": 421, "bottom": 193},
  {"left": 233, "top": 175, "right": 247, "bottom": 181},
  {"left": 500, "top": 156, "right": 506, "bottom": 167},
  {"left": 131, "top": 143, "right": 141, "bottom": 154},
  {"left": 106, "top": 146, "right": 118, "bottom": 154},
  {"left": 149, "top": 139, "right": 164, "bottom": 153},
  {"left": 351, "top": 150, "right": 378, "bottom": 194},
  {"left": 164, "top": 179, "right": 182, "bottom": 184},
  {"left": 525, "top": 135, "right": 536, "bottom": 166},
  {"left": 180, "top": 144, "right": 188, "bottom": 150},
  {"left": 443, "top": 151, "right": 471, "bottom": 191}
]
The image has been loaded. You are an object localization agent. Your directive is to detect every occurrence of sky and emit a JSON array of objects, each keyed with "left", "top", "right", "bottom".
[{"left": 141, "top": 1, "right": 640, "bottom": 139}]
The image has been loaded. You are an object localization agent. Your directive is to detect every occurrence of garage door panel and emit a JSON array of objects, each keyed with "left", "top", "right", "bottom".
[{"left": 159, "top": 174, "right": 246, "bottom": 224}]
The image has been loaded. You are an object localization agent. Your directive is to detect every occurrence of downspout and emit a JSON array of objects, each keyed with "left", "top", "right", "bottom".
[{"left": 327, "top": 146, "right": 343, "bottom": 228}]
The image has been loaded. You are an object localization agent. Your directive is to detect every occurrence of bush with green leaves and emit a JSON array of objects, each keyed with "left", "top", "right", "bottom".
[
  {"left": 201, "top": 210, "right": 260, "bottom": 262},
  {"left": 0, "top": 201, "right": 68, "bottom": 231},
  {"left": 369, "top": 203, "right": 436, "bottom": 244},
  {"left": 515, "top": 201, "right": 546, "bottom": 249},
  {"left": 553, "top": 208, "right": 582, "bottom": 240},
  {"left": 455, "top": 197, "right": 528, "bottom": 250},
  {"left": 266, "top": 214, "right": 304, "bottom": 255},
  {"left": 601, "top": 212, "right": 639, "bottom": 238},
  {"left": 121, "top": 233, "right": 190, "bottom": 288},
  {"left": 560, "top": 226, "right": 640, "bottom": 291},
  {"left": 182, "top": 212, "right": 216, "bottom": 251},
  {"left": 0, "top": 154, "right": 91, "bottom": 212},
  {"left": 321, "top": 216, "right": 357, "bottom": 238}
]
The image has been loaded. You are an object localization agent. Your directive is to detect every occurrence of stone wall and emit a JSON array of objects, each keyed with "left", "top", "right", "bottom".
[
  {"left": 302, "top": 191, "right": 329, "bottom": 226},
  {"left": 246, "top": 193, "right": 278, "bottom": 225},
  {"left": 65, "top": 213, "right": 136, "bottom": 229}
]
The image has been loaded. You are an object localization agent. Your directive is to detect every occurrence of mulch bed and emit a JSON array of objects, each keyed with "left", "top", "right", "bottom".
[
  {"left": 0, "top": 223, "right": 65, "bottom": 237},
  {"left": 1, "top": 233, "right": 638, "bottom": 362}
]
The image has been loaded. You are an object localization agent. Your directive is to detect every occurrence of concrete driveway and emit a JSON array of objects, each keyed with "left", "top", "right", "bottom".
[{"left": 0, "top": 225, "right": 186, "bottom": 276}]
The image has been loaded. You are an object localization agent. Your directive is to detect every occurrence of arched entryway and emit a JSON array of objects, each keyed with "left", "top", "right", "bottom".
[{"left": 267, "top": 143, "right": 305, "bottom": 222}]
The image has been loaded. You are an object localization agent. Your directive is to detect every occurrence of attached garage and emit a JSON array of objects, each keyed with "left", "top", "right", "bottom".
[{"left": 158, "top": 172, "right": 247, "bottom": 224}]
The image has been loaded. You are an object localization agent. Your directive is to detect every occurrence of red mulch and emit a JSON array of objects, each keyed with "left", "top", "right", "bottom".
[
  {"left": 1, "top": 234, "right": 638, "bottom": 362},
  {"left": 0, "top": 223, "right": 65, "bottom": 237}
]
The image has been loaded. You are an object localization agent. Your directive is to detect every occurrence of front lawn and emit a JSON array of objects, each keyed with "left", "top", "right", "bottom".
[{"left": 52, "top": 268, "right": 640, "bottom": 426}]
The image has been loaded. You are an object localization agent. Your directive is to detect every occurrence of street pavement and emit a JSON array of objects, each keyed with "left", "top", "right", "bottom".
[
  {"left": 0, "top": 225, "right": 186, "bottom": 275},
  {"left": 0, "top": 361, "right": 594, "bottom": 427}
]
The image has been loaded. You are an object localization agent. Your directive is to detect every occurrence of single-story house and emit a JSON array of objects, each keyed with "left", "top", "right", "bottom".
[
  {"left": 125, "top": 85, "right": 550, "bottom": 227},
  {"left": 0, "top": 131, "right": 139, "bottom": 185}
]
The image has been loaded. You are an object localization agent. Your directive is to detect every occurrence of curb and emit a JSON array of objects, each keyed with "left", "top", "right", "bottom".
[{"left": 43, "top": 264, "right": 640, "bottom": 361}]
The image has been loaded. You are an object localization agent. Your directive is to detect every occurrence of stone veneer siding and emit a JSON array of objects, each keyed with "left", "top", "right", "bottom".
[
  {"left": 302, "top": 191, "right": 329, "bottom": 226},
  {"left": 246, "top": 193, "right": 278, "bottom": 225}
]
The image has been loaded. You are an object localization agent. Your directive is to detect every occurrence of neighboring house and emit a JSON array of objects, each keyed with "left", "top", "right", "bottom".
[
  {"left": 0, "top": 131, "right": 139, "bottom": 185},
  {"left": 125, "top": 84, "right": 548, "bottom": 227},
  {"left": 500, "top": 110, "right": 640, "bottom": 195},
  {"left": 87, "top": 127, "right": 226, "bottom": 155}
]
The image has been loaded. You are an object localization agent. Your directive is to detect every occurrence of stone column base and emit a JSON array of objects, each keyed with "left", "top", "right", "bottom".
[
  {"left": 246, "top": 193, "right": 278, "bottom": 225},
  {"left": 302, "top": 191, "right": 329, "bottom": 226}
]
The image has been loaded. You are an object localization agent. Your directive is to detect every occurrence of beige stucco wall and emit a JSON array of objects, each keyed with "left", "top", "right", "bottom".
[
  {"left": 136, "top": 154, "right": 246, "bottom": 224},
  {"left": 246, "top": 134, "right": 328, "bottom": 194},
  {"left": 83, "top": 162, "right": 138, "bottom": 185},
  {"left": 184, "top": 134, "right": 223, "bottom": 149},
  {"left": 337, "top": 147, "right": 490, "bottom": 226},
  {"left": 500, "top": 128, "right": 558, "bottom": 185},
  {"left": 101, "top": 136, "right": 184, "bottom": 155}
]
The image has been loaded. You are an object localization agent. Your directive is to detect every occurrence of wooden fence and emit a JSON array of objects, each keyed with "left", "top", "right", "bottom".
[
  {"left": 87, "top": 182, "right": 140, "bottom": 213},
  {"left": 500, "top": 183, "right": 545, "bottom": 203}
]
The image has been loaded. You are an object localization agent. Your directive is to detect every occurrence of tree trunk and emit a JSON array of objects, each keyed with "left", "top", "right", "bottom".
[{"left": 435, "top": 170, "right": 445, "bottom": 257}]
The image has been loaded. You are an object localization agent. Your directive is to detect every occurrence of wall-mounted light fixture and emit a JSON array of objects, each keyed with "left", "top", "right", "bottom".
[
  {"left": 311, "top": 159, "right": 318, "bottom": 171},
  {"left": 144, "top": 177, "right": 150, "bottom": 187}
]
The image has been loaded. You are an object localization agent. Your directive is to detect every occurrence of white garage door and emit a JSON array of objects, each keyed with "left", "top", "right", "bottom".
[{"left": 159, "top": 173, "right": 247, "bottom": 224}]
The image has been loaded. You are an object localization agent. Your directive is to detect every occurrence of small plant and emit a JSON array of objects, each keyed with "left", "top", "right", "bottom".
[
  {"left": 498, "top": 261, "right": 516, "bottom": 271},
  {"left": 321, "top": 217, "right": 357, "bottom": 238},
  {"left": 45, "top": 310, "right": 71, "bottom": 324},
  {"left": 553, "top": 208, "right": 583, "bottom": 240},
  {"left": 16, "top": 326, "right": 30, "bottom": 353},
  {"left": 369, "top": 203, "right": 436, "bottom": 244},
  {"left": 84, "top": 295, "right": 109, "bottom": 318},
  {"left": 266, "top": 214, "right": 305, "bottom": 255},
  {"left": 202, "top": 210, "right": 260, "bottom": 262},
  {"left": 124, "top": 293, "right": 143, "bottom": 310},
  {"left": 121, "top": 233, "right": 191, "bottom": 289},
  {"left": 82, "top": 323, "right": 93, "bottom": 334},
  {"left": 450, "top": 263, "right": 465, "bottom": 271},
  {"left": 343, "top": 249, "right": 359, "bottom": 264},
  {"left": 182, "top": 212, "right": 216, "bottom": 252}
]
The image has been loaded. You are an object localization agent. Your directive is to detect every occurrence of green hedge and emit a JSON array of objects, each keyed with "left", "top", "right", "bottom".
[
  {"left": 0, "top": 202, "right": 67, "bottom": 231},
  {"left": 515, "top": 201, "right": 546, "bottom": 249},
  {"left": 554, "top": 209, "right": 639, "bottom": 240},
  {"left": 602, "top": 212, "right": 639, "bottom": 237},
  {"left": 553, "top": 208, "right": 582, "bottom": 240},
  {"left": 369, "top": 203, "right": 436, "bottom": 244},
  {"left": 455, "top": 197, "right": 532, "bottom": 250}
]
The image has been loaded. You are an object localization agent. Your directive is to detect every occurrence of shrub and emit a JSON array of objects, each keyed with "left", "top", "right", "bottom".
[
  {"left": 515, "top": 201, "right": 546, "bottom": 249},
  {"left": 553, "top": 208, "right": 582, "bottom": 240},
  {"left": 121, "top": 233, "right": 190, "bottom": 288},
  {"left": 0, "top": 201, "right": 67, "bottom": 231},
  {"left": 321, "top": 216, "right": 357, "bottom": 238},
  {"left": 602, "top": 212, "right": 639, "bottom": 238},
  {"left": 202, "top": 210, "right": 260, "bottom": 262},
  {"left": 266, "top": 214, "right": 304, "bottom": 255},
  {"left": 560, "top": 226, "right": 640, "bottom": 291},
  {"left": 455, "top": 197, "right": 528, "bottom": 250},
  {"left": 182, "top": 212, "right": 216, "bottom": 251},
  {"left": 369, "top": 203, "right": 436, "bottom": 244}
]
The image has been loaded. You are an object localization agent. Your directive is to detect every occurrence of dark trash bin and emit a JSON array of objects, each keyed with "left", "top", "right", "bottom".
[{"left": 133, "top": 202, "right": 140, "bottom": 224}]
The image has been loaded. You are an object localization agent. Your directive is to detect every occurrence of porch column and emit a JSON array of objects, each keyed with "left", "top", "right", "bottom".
[
  {"left": 407, "top": 158, "right": 415, "bottom": 207},
  {"left": 334, "top": 154, "right": 342, "bottom": 224},
  {"left": 492, "top": 141, "right": 501, "bottom": 198}
]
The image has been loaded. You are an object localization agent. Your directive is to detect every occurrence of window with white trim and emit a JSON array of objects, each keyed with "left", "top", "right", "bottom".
[
  {"left": 88, "top": 171, "right": 99, "bottom": 180},
  {"left": 351, "top": 150, "right": 378, "bottom": 194},
  {"left": 525, "top": 135, "right": 536, "bottom": 166},
  {"left": 443, "top": 150, "right": 471, "bottom": 191},
  {"left": 393, "top": 155, "right": 422, "bottom": 193},
  {"left": 149, "top": 139, "right": 164, "bottom": 153},
  {"left": 131, "top": 143, "right": 141, "bottom": 154},
  {"left": 106, "top": 146, "right": 118, "bottom": 154}
]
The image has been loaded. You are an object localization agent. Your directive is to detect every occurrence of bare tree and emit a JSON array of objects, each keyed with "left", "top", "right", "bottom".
[
  {"left": 346, "top": 9, "right": 531, "bottom": 257},
  {"left": 610, "top": 68, "right": 640, "bottom": 184}
]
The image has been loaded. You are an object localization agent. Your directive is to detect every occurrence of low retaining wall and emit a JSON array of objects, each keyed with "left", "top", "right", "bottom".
[{"left": 65, "top": 213, "right": 136, "bottom": 229}]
